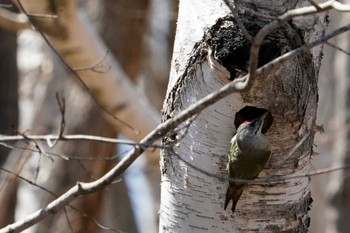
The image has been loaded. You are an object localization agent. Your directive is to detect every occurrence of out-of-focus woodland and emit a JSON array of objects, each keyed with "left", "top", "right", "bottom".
[
  {"left": 0, "top": 0, "right": 176, "bottom": 232},
  {"left": 0, "top": 0, "right": 349, "bottom": 232}
]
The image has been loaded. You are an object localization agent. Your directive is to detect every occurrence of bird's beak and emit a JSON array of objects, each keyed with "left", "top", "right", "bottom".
[
  {"left": 258, "top": 112, "right": 268, "bottom": 121},
  {"left": 255, "top": 112, "right": 268, "bottom": 132}
]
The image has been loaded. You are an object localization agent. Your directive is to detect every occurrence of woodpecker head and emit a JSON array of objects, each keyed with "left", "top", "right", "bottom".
[{"left": 232, "top": 112, "right": 269, "bottom": 151}]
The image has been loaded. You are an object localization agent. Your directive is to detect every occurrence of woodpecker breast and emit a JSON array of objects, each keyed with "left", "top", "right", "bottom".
[{"left": 236, "top": 131, "right": 270, "bottom": 153}]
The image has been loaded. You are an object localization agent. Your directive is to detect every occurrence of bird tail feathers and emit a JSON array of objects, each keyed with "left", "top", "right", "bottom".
[{"left": 224, "top": 185, "right": 244, "bottom": 213}]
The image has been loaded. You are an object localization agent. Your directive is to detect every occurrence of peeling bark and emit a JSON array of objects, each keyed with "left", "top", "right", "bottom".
[{"left": 159, "top": 1, "right": 326, "bottom": 232}]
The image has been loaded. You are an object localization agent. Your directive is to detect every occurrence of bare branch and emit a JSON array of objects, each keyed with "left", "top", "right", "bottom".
[
  {"left": 0, "top": 145, "right": 31, "bottom": 204},
  {"left": 240, "top": 7, "right": 277, "bottom": 20},
  {"left": 307, "top": 0, "right": 322, "bottom": 11},
  {"left": 222, "top": 0, "right": 253, "bottom": 41},
  {"left": 0, "top": 141, "right": 71, "bottom": 161},
  {"left": 47, "top": 93, "right": 66, "bottom": 148},
  {"left": 56, "top": 93, "right": 66, "bottom": 137},
  {"left": 0, "top": 6, "right": 30, "bottom": 31},
  {"left": 26, "top": 12, "right": 59, "bottom": 18},
  {"left": 62, "top": 208, "right": 73, "bottom": 233},
  {"left": 14, "top": 0, "right": 160, "bottom": 140},
  {"left": 0, "top": 58, "right": 252, "bottom": 232},
  {"left": 169, "top": 146, "right": 350, "bottom": 185},
  {"left": 0, "top": 167, "right": 118, "bottom": 232},
  {"left": 0, "top": 134, "right": 163, "bottom": 148},
  {"left": 257, "top": 23, "right": 350, "bottom": 76},
  {"left": 268, "top": 132, "right": 310, "bottom": 177},
  {"left": 266, "top": 165, "right": 350, "bottom": 182},
  {"left": 15, "top": 131, "right": 54, "bottom": 162},
  {"left": 0, "top": 167, "right": 56, "bottom": 197},
  {"left": 0, "top": 141, "right": 134, "bottom": 161},
  {"left": 67, "top": 205, "right": 118, "bottom": 232},
  {"left": 2, "top": 1, "right": 350, "bottom": 231},
  {"left": 1, "top": 18, "right": 348, "bottom": 231},
  {"left": 73, "top": 50, "right": 111, "bottom": 73},
  {"left": 248, "top": 0, "right": 350, "bottom": 89},
  {"left": 326, "top": 41, "right": 350, "bottom": 56}
]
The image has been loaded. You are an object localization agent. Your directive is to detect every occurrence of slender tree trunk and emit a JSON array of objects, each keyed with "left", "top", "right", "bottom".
[
  {"left": 99, "top": 1, "right": 161, "bottom": 232},
  {"left": 0, "top": 1, "right": 19, "bottom": 226},
  {"left": 325, "top": 0, "right": 350, "bottom": 231},
  {"left": 0, "top": 26, "right": 18, "bottom": 227},
  {"left": 310, "top": 8, "right": 341, "bottom": 233},
  {"left": 31, "top": 56, "right": 138, "bottom": 233},
  {"left": 0, "top": 29, "right": 18, "bottom": 165},
  {"left": 100, "top": 0, "right": 150, "bottom": 82},
  {"left": 18, "top": 0, "right": 160, "bottom": 141},
  {"left": 159, "top": 1, "right": 326, "bottom": 232},
  {"left": 140, "top": 0, "right": 176, "bottom": 110}
]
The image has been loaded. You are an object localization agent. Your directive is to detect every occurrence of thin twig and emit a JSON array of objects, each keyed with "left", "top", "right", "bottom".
[
  {"left": 258, "top": 23, "right": 350, "bottom": 76},
  {"left": 56, "top": 93, "right": 66, "bottom": 137},
  {"left": 239, "top": 7, "right": 277, "bottom": 20},
  {"left": 326, "top": 41, "right": 350, "bottom": 56},
  {"left": 62, "top": 208, "right": 73, "bottom": 233},
  {"left": 15, "top": 0, "right": 141, "bottom": 135},
  {"left": 15, "top": 132, "right": 54, "bottom": 162},
  {"left": 76, "top": 160, "right": 97, "bottom": 181},
  {"left": 0, "top": 167, "right": 117, "bottom": 232},
  {"left": 67, "top": 204, "right": 118, "bottom": 232},
  {"left": 170, "top": 148, "right": 350, "bottom": 185},
  {"left": 73, "top": 50, "right": 111, "bottom": 73},
  {"left": 248, "top": 0, "right": 350, "bottom": 89},
  {"left": 48, "top": 93, "right": 66, "bottom": 148},
  {"left": 0, "top": 141, "right": 136, "bottom": 161},
  {"left": 222, "top": 0, "right": 253, "bottom": 41},
  {"left": 0, "top": 134, "right": 164, "bottom": 148},
  {"left": 0, "top": 167, "right": 57, "bottom": 195},
  {"left": 26, "top": 12, "right": 59, "bottom": 18},
  {"left": 0, "top": 142, "right": 69, "bottom": 160},
  {"left": 0, "top": 6, "right": 31, "bottom": 31},
  {"left": 3, "top": 2, "right": 350, "bottom": 232},
  {"left": 307, "top": 0, "right": 323, "bottom": 11},
  {"left": 33, "top": 150, "right": 42, "bottom": 182},
  {"left": 268, "top": 132, "right": 310, "bottom": 177},
  {"left": 1, "top": 21, "right": 349, "bottom": 232}
]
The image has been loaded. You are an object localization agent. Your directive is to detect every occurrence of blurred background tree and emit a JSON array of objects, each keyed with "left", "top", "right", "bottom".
[
  {"left": 310, "top": 2, "right": 350, "bottom": 232},
  {"left": 0, "top": 0, "right": 177, "bottom": 232},
  {"left": 0, "top": 0, "right": 19, "bottom": 227}
]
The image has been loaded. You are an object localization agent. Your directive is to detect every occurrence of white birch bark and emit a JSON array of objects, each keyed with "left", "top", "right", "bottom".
[{"left": 160, "top": 0, "right": 326, "bottom": 232}]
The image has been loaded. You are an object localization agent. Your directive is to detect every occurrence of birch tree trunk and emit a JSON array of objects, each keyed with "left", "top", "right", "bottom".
[
  {"left": 324, "top": 0, "right": 350, "bottom": 231},
  {"left": 159, "top": 0, "right": 326, "bottom": 232}
]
